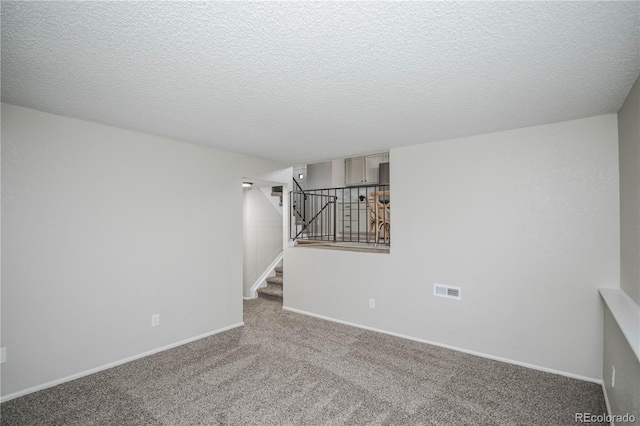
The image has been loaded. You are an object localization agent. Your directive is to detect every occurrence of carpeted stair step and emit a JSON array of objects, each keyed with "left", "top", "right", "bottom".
[
  {"left": 266, "top": 275, "right": 283, "bottom": 286},
  {"left": 257, "top": 263, "right": 284, "bottom": 301},
  {"left": 271, "top": 186, "right": 284, "bottom": 206},
  {"left": 271, "top": 191, "right": 283, "bottom": 206},
  {"left": 257, "top": 283, "right": 283, "bottom": 301}
]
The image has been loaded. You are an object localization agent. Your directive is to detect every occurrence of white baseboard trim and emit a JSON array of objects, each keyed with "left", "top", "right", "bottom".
[
  {"left": 242, "top": 296, "right": 252, "bottom": 300},
  {"left": 249, "top": 251, "right": 283, "bottom": 299},
  {"left": 282, "top": 306, "right": 601, "bottom": 384},
  {"left": 0, "top": 322, "right": 244, "bottom": 403},
  {"left": 602, "top": 382, "right": 614, "bottom": 426}
]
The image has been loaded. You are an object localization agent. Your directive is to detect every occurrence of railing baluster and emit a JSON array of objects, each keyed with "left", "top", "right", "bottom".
[
  {"left": 322, "top": 189, "right": 325, "bottom": 241},
  {"left": 324, "top": 189, "right": 327, "bottom": 241}
]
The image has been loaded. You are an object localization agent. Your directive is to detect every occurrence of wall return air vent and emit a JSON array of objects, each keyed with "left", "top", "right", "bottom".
[{"left": 434, "top": 283, "right": 462, "bottom": 300}]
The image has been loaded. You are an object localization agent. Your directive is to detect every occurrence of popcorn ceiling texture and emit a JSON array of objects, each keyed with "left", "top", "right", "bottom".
[{"left": 1, "top": 2, "right": 638, "bottom": 164}]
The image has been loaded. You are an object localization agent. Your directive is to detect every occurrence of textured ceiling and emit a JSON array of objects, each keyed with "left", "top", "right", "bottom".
[{"left": 2, "top": 2, "right": 639, "bottom": 165}]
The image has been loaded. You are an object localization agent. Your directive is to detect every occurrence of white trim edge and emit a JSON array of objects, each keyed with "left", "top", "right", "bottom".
[
  {"left": 249, "top": 251, "right": 283, "bottom": 299},
  {"left": 282, "top": 306, "right": 601, "bottom": 384},
  {"left": 602, "top": 382, "right": 614, "bottom": 426},
  {"left": 0, "top": 322, "right": 244, "bottom": 403}
]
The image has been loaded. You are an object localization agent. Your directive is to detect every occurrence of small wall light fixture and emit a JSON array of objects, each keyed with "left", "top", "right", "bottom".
[
  {"left": 242, "top": 182, "right": 253, "bottom": 188},
  {"left": 298, "top": 173, "right": 304, "bottom": 179}
]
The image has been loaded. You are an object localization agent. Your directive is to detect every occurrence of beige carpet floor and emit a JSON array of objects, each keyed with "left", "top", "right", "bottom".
[{"left": 1, "top": 298, "right": 606, "bottom": 425}]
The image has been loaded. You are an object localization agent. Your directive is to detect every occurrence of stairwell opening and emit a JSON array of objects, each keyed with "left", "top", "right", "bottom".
[{"left": 242, "top": 179, "right": 287, "bottom": 303}]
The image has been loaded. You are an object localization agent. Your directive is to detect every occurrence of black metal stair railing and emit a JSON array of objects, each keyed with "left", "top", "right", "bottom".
[
  {"left": 290, "top": 177, "right": 337, "bottom": 241},
  {"left": 291, "top": 177, "right": 306, "bottom": 227},
  {"left": 290, "top": 193, "right": 337, "bottom": 241},
  {"left": 289, "top": 181, "right": 390, "bottom": 246}
]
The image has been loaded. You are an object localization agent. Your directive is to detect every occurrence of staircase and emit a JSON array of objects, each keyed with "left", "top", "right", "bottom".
[
  {"left": 271, "top": 186, "right": 283, "bottom": 206},
  {"left": 257, "top": 265, "right": 283, "bottom": 302},
  {"left": 254, "top": 186, "right": 285, "bottom": 302}
]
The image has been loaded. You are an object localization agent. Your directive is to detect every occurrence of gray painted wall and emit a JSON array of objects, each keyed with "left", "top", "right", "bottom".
[
  {"left": 602, "top": 74, "right": 640, "bottom": 423},
  {"left": 306, "top": 161, "right": 333, "bottom": 190},
  {"left": 618, "top": 75, "right": 640, "bottom": 305},
  {"left": 285, "top": 114, "right": 619, "bottom": 380},
  {"left": 0, "top": 104, "right": 282, "bottom": 397}
]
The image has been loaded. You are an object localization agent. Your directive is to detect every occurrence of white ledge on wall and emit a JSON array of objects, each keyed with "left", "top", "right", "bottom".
[{"left": 599, "top": 288, "right": 640, "bottom": 363}]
